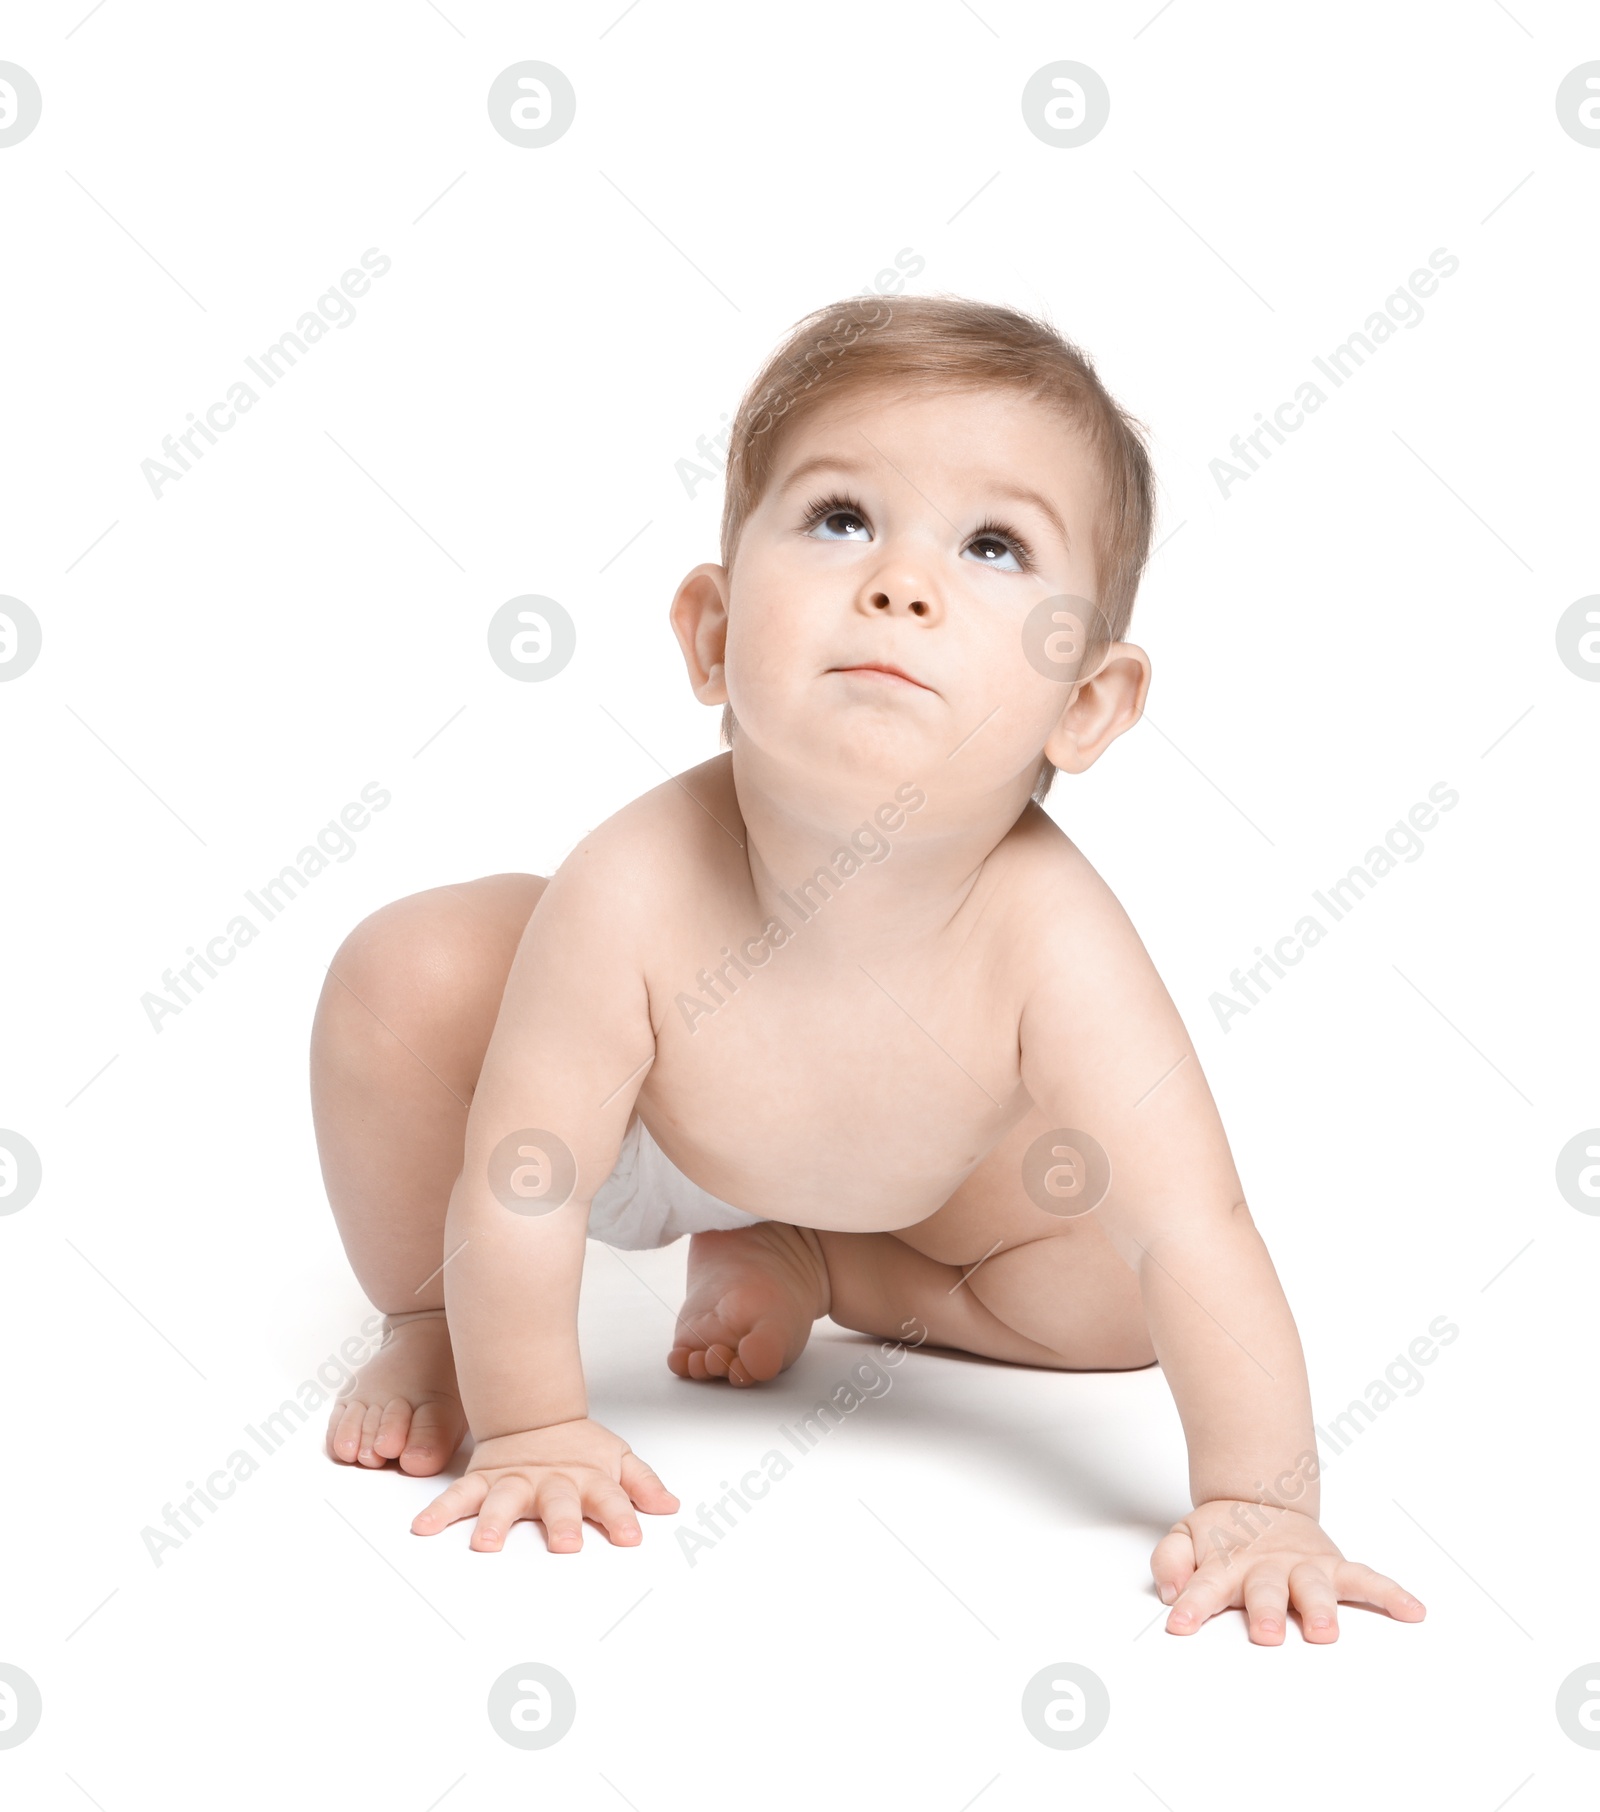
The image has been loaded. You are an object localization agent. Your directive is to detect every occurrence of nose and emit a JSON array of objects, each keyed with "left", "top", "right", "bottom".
[
  {"left": 867, "top": 588, "right": 932, "bottom": 618},
  {"left": 857, "top": 547, "right": 942, "bottom": 622}
]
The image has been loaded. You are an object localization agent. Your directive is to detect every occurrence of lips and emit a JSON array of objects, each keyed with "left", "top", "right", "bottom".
[{"left": 828, "top": 661, "right": 934, "bottom": 693}]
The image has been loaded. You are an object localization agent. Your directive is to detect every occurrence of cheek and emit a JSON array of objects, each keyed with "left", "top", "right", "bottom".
[
  {"left": 729, "top": 555, "right": 824, "bottom": 654},
  {"left": 949, "top": 621, "right": 1071, "bottom": 754},
  {"left": 961, "top": 602, "right": 1055, "bottom": 704},
  {"left": 723, "top": 572, "right": 807, "bottom": 702},
  {"left": 985, "top": 616, "right": 1084, "bottom": 737}
]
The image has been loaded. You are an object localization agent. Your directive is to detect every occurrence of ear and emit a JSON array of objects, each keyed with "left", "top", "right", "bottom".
[
  {"left": 669, "top": 563, "right": 730, "bottom": 705},
  {"left": 1043, "top": 642, "right": 1151, "bottom": 774}
]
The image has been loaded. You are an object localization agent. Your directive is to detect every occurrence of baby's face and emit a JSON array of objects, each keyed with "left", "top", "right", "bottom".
[{"left": 719, "top": 385, "right": 1108, "bottom": 797}]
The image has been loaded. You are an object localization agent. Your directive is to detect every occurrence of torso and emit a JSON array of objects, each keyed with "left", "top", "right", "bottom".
[{"left": 617, "top": 759, "right": 1093, "bottom": 1233}]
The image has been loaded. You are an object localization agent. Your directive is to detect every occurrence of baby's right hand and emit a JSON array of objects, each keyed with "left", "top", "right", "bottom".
[{"left": 411, "top": 1419, "right": 679, "bottom": 1552}]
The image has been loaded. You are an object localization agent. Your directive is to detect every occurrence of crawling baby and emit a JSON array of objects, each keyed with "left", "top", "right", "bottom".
[{"left": 312, "top": 294, "right": 1425, "bottom": 1644}]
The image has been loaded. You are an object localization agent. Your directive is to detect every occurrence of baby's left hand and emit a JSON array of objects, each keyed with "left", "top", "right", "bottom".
[{"left": 1151, "top": 1502, "right": 1426, "bottom": 1644}]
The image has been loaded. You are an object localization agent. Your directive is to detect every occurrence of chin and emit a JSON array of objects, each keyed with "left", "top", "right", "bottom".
[
  {"left": 833, "top": 706, "right": 928, "bottom": 761},
  {"left": 767, "top": 714, "right": 920, "bottom": 788}
]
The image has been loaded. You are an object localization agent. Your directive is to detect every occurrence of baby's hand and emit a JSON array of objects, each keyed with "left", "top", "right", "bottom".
[
  {"left": 1151, "top": 1502, "right": 1426, "bottom": 1644},
  {"left": 411, "top": 1419, "right": 679, "bottom": 1552}
]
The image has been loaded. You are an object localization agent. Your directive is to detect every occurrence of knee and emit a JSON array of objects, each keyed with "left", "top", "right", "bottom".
[
  {"left": 318, "top": 881, "right": 532, "bottom": 1051},
  {"left": 324, "top": 893, "right": 445, "bottom": 1024}
]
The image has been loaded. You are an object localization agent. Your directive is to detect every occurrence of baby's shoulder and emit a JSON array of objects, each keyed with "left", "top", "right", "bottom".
[
  {"left": 988, "top": 804, "right": 1119, "bottom": 911},
  {"left": 985, "top": 806, "right": 1149, "bottom": 988},
  {"left": 544, "top": 754, "right": 741, "bottom": 918}
]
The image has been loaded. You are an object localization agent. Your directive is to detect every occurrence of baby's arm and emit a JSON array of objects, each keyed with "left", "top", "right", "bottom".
[
  {"left": 1020, "top": 865, "right": 1425, "bottom": 1642},
  {"left": 411, "top": 841, "right": 677, "bottom": 1552}
]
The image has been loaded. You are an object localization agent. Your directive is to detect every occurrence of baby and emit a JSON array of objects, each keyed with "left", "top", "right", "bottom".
[{"left": 312, "top": 294, "right": 1425, "bottom": 1645}]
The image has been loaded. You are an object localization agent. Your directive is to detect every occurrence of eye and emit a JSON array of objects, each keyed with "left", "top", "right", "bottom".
[
  {"left": 802, "top": 492, "right": 872, "bottom": 542},
  {"left": 964, "top": 521, "right": 1034, "bottom": 573}
]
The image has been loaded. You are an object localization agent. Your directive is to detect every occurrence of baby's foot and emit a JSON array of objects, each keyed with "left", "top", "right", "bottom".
[
  {"left": 326, "top": 1313, "right": 467, "bottom": 1474},
  {"left": 667, "top": 1221, "right": 831, "bottom": 1386}
]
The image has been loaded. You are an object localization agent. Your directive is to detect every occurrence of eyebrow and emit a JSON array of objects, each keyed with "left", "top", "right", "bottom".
[
  {"left": 776, "top": 453, "right": 874, "bottom": 496},
  {"left": 982, "top": 481, "right": 1072, "bottom": 555},
  {"left": 776, "top": 454, "right": 1072, "bottom": 553}
]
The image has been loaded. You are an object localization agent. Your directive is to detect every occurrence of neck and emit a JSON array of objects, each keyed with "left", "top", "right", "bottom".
[{"left": 727, "top": 741, "right": 1036, "bottom": 950}]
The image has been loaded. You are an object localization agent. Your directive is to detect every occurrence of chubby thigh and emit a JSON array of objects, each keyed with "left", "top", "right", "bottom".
[{"left": 826, "top": 1105, "right": 1156, "bottom": 1370}]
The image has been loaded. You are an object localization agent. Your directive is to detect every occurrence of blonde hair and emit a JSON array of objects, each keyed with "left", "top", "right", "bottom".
[{"left": 714, "top": 293, "right": 1155, "bottom": 800}]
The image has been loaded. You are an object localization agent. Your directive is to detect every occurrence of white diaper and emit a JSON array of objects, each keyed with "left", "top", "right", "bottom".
[{"left": 586, "top": 1116, "right": 767, "bottom": 1250}]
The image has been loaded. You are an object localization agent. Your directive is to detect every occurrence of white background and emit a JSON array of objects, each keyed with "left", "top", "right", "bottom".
[{"left": 2, "top": 1, "right": 1597, "bottom": 1806}]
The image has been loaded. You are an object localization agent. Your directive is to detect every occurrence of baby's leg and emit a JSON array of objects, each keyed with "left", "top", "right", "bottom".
[
  {"left": 311, "top": 872, "right": 547, "bottom": 1470},
  {"left": 668, "top": 1111, "right": 1153, "bottom": 1383},
  {"left": 817, "top": 1213, "right": 1157, "bottom": 1371},
  {"left": 667, "top": 1223, "right": 832, "bottom": 1386},
  {"left": 815, "top": 1105, "right": 1156, "bottom": 1369}
]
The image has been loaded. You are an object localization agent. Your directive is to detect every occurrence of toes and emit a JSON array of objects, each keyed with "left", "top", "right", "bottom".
[
  {"left": 373, "top": 1397, "right": 413, "bottom": 1460},
  {"left": 733, "top": 1321, "right": 788, "bottom": 1384},
  {"left": 399, "top": 1399, "right": 466, "bottom": 1476},
  {"left": 667, "top": 1332, "right": 778, "bottom": 1386},
  {"left": 357, "top": 1401, "right": 386, "bottom": 1466},
  {"left": 670, "top": 1300, "right": 799, "bottom": 1385},
  {"left": 329, "top": 1399, "right": 367, "bottom": 1463}
]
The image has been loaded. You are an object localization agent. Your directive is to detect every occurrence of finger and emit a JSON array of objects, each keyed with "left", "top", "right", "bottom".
[
  {"left": 373, "top": 1397, "right": 412, "bottom": 1460},
  {"left": 358, "top": 1401, "right": 386, "bottom": 1467},
  {"left": 1166, "top": 1564, "right": 1239, "bottom": 1636},
  {"left": 533, "top": 1475, "right": 586, "bottom": 1553},
  {"left": 412, "top": 1470, "right": 489, "bottom": 1536},
  {"left": 1150, "top": 1528, "right": 1198, "bottom": 1607},
  {"left": 1243, "top": 1567, "right": 1291, "bottom": 1645},
  {"left": 328, "top": 1399, "right": 366, "bottom": 1463},
  {"left": 619, "top": 1450, "right": 680, "bottom": 1514},
  {"left": 1288, "top": 1562, "right": 1340, "bottom": 1642},
  {"left": 1333, "top": 1561, "right": 1426, "bottom": 1621},
  {"left": 586, "top": 1483, "right": 643, "bottom": 1547},
  {"left": 473, "top": 1475, "right": 538, "bottom": 1552}
]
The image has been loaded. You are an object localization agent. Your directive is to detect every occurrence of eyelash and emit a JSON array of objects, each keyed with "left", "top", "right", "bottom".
[
  {"left": 800, "top": 491, "right": 1037, "bottom": 571},
  {"left": 969, "top": 515, "right": 1037, "bottom": 570}
]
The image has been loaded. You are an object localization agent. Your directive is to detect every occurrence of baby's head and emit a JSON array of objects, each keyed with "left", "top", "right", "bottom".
[{"left": 671, "top": 295, "right": 1155, "bottom": 808}]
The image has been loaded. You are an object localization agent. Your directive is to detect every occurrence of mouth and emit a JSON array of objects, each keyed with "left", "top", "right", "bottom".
[{"left": 827, "top": 661, "right": 936, "bottom": 694}]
